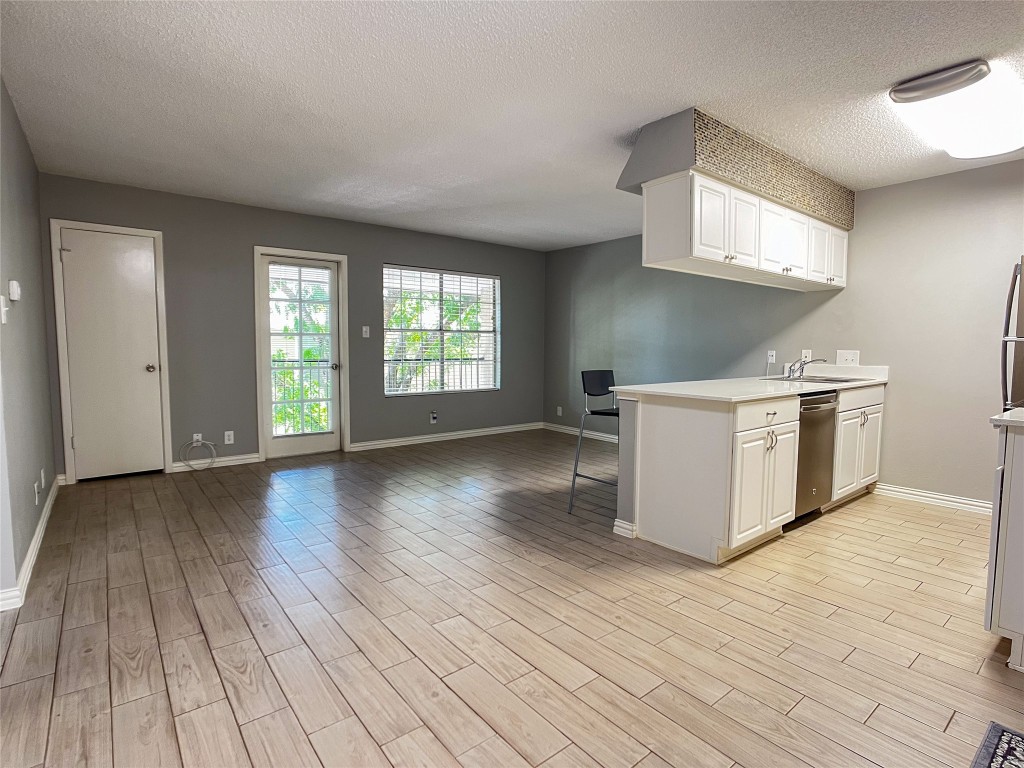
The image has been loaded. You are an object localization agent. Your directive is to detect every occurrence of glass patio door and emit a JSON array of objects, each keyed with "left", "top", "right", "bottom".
[{"left": 261, "top": 256, "right": 342, "bottom": 457}]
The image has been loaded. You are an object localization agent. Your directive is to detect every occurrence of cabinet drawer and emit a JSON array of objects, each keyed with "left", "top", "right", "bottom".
[
  {"left": 734, "top": 398, "right": 799, "bottom": 433},
  {"left": 838, "top": 385, "right": 885, "bottom": 411}
]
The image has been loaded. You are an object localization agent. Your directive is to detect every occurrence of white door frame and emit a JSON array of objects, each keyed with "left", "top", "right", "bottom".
[
  {"left": 254, "top": 246, "right": 351, "bottom": 458},
  {"left": 50, "top": 219, "right": 173, "bottom": 484}
]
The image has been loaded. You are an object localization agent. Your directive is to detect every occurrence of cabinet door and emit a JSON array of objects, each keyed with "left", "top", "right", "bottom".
[
  {"left": 857, "top": 405, "right": 883, "bottom": 486},
  {"left": 807, "top": 220, "right": 830, "bottom": 283},
  {"left": 785, "top": 210, "right": 809, "bottom": 279},
  {"left": 729, "top": 189, "right": 759, "bottom": 268},
  {"left": 758, "top": 200, "right": 788, "bottom": 274},
  {"left": 767, "top": 423, "right": 799, "bottom": 529},
  {"left": 730, "top": 427, "right": 770, "bottom": 548},
  {"left": 692, "top": 175, "right": 730, "bottom": 262},
  {"left": 829, "top": 228, "right": 848, "bottom": 287},
  {"left": 833, "top": 409, "right": 862, "bottom": 500}
]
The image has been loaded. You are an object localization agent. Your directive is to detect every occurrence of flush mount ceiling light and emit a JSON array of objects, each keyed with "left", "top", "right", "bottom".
[{"left": 889, "top": 59, "right": 1024, "bottom": 159}]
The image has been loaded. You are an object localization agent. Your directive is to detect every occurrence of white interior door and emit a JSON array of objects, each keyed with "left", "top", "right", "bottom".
[
  {"left": 259, "top": 256, "right": 342, "bottom": 458},
  {"left": 59, "top": 227, "right": 165, "bottom": 479}
]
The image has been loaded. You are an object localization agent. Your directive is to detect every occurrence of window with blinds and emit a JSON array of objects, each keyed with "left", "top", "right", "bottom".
[{"left": 383, "top": 266, "right": 500, "bottom": 395}]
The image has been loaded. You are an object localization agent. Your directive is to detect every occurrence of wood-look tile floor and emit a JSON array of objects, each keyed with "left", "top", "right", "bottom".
[{"left": 1, "top": 430, "right": 1020, "bottom": 768}]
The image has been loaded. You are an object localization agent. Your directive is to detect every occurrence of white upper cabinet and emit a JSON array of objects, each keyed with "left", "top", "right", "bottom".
[
  {"left": 692, "top": 175, "right": 730, "bottom": 262},
  {"left": 642, "top": 170, "right": 850, "bottom": 292},
  {"left": 729, "top": 188, "right": 760, "bottom": 268},
  {"left": 784, "top": 209, "right": 809, "bottom": 279},
  {"left": 758, "top": 200, "right": 789, "bottom": 275},
  {"left": 808, "top": 219, "right": 830, "bottom": 283},
  {"left": 829, "top": 228, "right": 848, "bottom": 287}
]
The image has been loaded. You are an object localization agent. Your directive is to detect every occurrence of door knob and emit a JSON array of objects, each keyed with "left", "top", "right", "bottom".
[
  {"left": 330, "top": 363, "right": 340, "bottom": 370},
  {"left": 145, "top": 364, "right": 156, "bottom": 372}
]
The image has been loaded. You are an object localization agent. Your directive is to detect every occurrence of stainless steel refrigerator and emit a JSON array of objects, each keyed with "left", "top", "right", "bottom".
[{"left": 1003, "top": 257, "right": 1024, "bottom": 411}]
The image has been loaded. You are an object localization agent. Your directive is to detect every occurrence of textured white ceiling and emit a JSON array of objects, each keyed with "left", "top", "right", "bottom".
[{"left": 2, "top": 1, "right": 1022, "bottom": 251}]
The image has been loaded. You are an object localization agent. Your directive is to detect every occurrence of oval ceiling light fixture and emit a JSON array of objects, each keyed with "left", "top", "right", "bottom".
[{"left": 889, "top": 59, "right": 1024, "bottom": 159}]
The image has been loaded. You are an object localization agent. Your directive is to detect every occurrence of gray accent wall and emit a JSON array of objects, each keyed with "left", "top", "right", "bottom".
[
  {"left": 39, "top": 175, "right": 545, "bottom": 470},
  {"left": 1, "top": 80, "right": 56, "bottom": 588},
  {"left": 546, "top": 160, "right": 1024, "bottom": 502}
]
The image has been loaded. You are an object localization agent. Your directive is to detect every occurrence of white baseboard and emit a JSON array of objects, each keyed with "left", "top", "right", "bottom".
[
  {"left": 873, "top": 484, "right": 990, "bottom": 514},
  {"left": 0, "top": 480, "right": 59, "bottom": 611},
  {"left": 347, "top": 422, "right": 545, "bottom": 452},
  {"left": 56, "top": 473, "right": 68, "bottom": 486},
  {"left": 543, "top": 422, "right": 619, "bottom": 444},
  {"left": 168, "top": 452, "right": 262, "bottom": 473},
  {"left": 612, "top": 519, "right": 636, "bottom": 538}
]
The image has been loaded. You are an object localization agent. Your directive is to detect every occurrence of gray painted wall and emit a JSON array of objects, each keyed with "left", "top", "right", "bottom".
[
  {"left": 38, "top": 175, "right": 545, "bottom": 470},
  {"left": 1, "top": 80, "right": 56, "bottom": 587},
  {"left": 545, "top": 160, "right": 1024, "bottom": 502}
]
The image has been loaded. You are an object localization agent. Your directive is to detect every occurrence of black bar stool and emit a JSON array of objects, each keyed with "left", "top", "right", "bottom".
[{"left": 568, "top": 370, "right": 619, "bottom": 514}]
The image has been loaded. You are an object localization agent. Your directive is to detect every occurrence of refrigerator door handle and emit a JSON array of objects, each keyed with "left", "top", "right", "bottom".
[{"left": 1002, "top": 261, "right": 1022, "bottom": 411}]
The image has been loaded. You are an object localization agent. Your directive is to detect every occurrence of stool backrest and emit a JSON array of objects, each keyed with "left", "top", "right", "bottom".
[{"left": 581, "top": 370, "right": 615, "bottom": 398}]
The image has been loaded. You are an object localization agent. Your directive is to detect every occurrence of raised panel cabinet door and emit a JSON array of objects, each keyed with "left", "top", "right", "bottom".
[
  {"left": 60, "top": 228, "right": 165, "bottom": 479},
  {"left": 729, "top": 188, "right": 760, "bottom": 268},
  {"left": 729, "top": 427, "right": 770, "bottom": 548},
  {"left": 829, "top": 228, "right": 848, "bottom": 287},
  {"left": 691, "top": 174, "right": 730, "bottom": 262},
  {"left": 807, "top": 220, "right": 830, "bottom": 283},
  {"left": 757, "top": 200, "right": 788, "bottom": 274},
  {"left": 766, "top": 423, "right": 799, "bottom": 529},
  {"left": 857, "top": 405, "right": 884, "bottom": 486},
  {"left": 833, "top": 409, "right": 862, "bottom": 500},
  {"left": 785, "top": 210, "right": 810, "bottom": 279}
]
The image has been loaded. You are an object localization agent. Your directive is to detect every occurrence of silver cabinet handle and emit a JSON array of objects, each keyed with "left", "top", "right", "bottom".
[
  {"left": 145, "top": 364, "right": 156, "bottom": 372},
  {"left": 766, "top": 411, "right": 777, "bottom": 419}
]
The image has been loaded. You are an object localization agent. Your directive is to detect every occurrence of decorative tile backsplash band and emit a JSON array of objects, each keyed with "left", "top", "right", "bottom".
[{"left": 694, "top": 110, "right": 855, "bottom": 230}]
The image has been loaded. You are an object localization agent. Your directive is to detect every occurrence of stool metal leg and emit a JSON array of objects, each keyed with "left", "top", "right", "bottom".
[{"left": 568, "top": 412, "right": 587, "bottom": 515}]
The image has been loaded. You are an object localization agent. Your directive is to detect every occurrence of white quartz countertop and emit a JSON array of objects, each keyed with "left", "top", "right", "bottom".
[
  {"left": 991, "top": 408, "right": 1024, "bottom": 427},
  {"left": 612, "top": 365, "right": 888, "bottom": 403}
]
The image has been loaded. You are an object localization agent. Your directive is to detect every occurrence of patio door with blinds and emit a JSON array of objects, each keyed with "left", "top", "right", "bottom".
[{"left": 257, "top": 254, "right": 342, "bottom": 458}]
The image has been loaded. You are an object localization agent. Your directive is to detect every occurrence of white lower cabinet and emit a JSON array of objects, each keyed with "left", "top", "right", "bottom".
[
  {"left": 729, "top": 421, "right": 799, "bottom": 548},
  {"left": 833, "top": 404, "right": 883, "bottom": 500}
]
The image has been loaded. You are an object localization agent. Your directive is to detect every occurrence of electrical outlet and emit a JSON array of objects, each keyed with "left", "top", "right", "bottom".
[
  {"left": 192, "top": 433, "right": 202, "bottom": 446},
  {"left": 556, "top": 406, "right": 563, "bottom": 417},
  {"left": 766, "top": 350, "right": 776, "bottom": 364},
  {"left": 429, "top": 410, "right": 438, "bottom": 425},
  {"left": 362, "top": 326, "right": 370, "bottom": 338},
  {"left": 801, "top": 349, "right": 813, "bottom": 362},
  {"left": 34, "top": 481, "right": 40, "bottom": 505},
  {"left": 836, "top": 349, "right": 860, "bottom": 366},
  {"left": 224, "top": 430, "right": 234, "bottom": 445}
]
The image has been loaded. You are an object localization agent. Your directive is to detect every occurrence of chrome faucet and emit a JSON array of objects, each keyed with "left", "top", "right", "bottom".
[{"left": 787, "top": 357, "right": 827, "bottom": 379}]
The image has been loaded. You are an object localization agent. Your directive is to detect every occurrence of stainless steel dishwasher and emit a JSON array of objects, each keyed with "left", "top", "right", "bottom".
[{"left": 795, "top": 391, "right": 838, "bottom": 519}]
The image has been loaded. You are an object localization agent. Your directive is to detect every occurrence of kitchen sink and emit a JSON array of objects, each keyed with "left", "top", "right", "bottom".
[{"left": 760, "top": 376, "right": 872, "bottom": 384}]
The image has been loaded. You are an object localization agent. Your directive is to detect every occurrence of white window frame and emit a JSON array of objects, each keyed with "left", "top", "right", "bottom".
[{"left": 382, "top": 265, "right": 501, "bottom": 397}]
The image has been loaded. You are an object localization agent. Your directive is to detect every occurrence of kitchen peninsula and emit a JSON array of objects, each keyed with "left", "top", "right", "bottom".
[{"left": 611, "top": 365, "right": 889, "bottom": 564}]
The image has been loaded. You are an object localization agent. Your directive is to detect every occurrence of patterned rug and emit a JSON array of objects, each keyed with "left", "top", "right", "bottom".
[{"left": 972, "top": 722, "right": 1024, "bottom": 768}]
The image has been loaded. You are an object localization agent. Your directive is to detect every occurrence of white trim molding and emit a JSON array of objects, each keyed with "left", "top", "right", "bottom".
[
  {"left": 168, "top": 452, "right": 263, "bottom": 474},
  {"left": 873, "top": 484, "right": 990, "bottom": 514},
  {"left": 0, "top": 480, "right": 59, "bottom": 611},
  {"left": 49, "top": 219, "right": 173, "bottom": 483},
  {"left": 348, "top": 422, "right": 544, "bottom": 452},
  {"left": 612, "top": 519, "right": 637, "bottom": 538},
  {"left": 543, "top": 422, "right": 619, "bottom": 443}
]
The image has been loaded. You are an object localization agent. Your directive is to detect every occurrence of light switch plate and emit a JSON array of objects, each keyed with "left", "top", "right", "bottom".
[
  {"left": 836, "top": 350, "right": 860, "bottom": 366},
  {"left": 362, "top": 326, "right": 370, "bottom": 338}
]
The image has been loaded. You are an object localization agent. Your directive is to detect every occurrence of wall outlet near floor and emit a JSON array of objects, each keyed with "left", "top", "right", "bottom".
[
  {"left": 192, "top": 433, "right": 202, "bottom": 446},
  {"left": 766, "top": 350, "right": 776, "bottom": 364},
  {"left": 556, "top": 406, "right": 563, "bottom": 417},
  {"left": 836, "top": 349, "right": 860, "bottom": 366},
  {"left": 429, "top": 410, "right": 438, "bottom": 425},
  {"left": 224, "top": 430, "right": 234, "bottom": 445},
  {"left": 801, "top": 349, "right": 813, "bottom": 362},
  {"left": 34, "top": 481, "right": 40, "bottom": 505}
]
